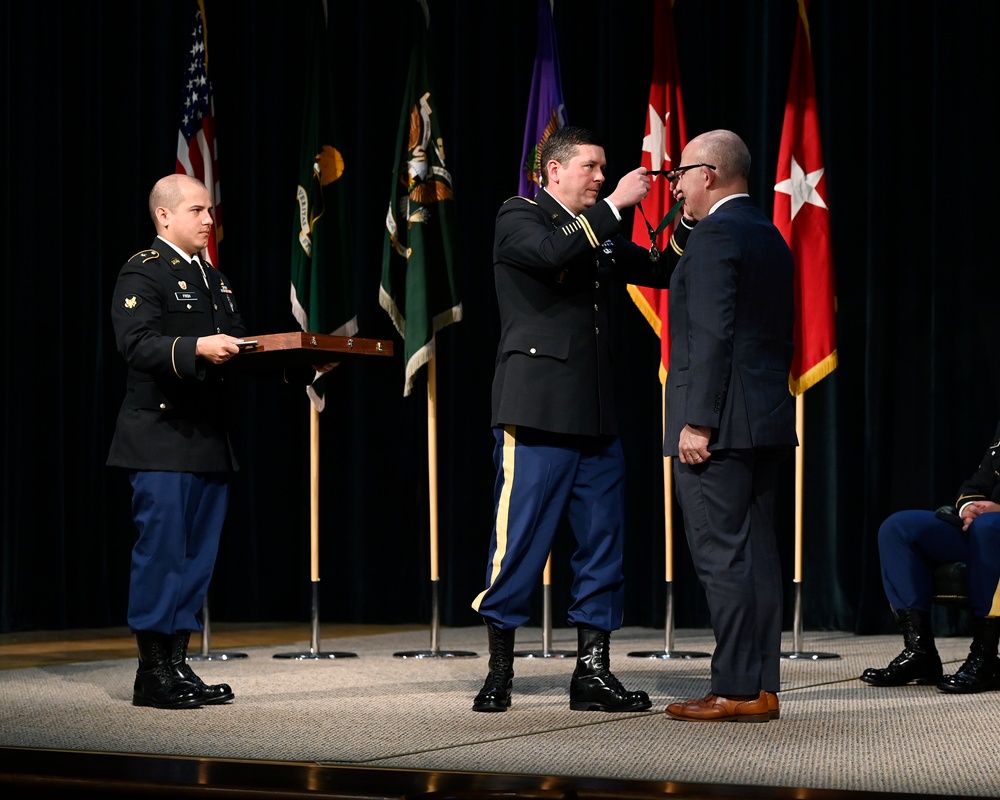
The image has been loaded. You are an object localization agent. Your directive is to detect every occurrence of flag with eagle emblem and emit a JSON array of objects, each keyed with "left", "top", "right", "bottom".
[
  {"left": 290, "top": 0, "right": 356, "bottom": 411},
  {"left": 380, "top": 0, "right": 461, "bottom": 397}
]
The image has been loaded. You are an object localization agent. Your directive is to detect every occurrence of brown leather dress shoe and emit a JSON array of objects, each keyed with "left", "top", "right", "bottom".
[
  {"left": 762, "top": 690, "right": 779, "bottom": 720},
  {"left": 665, "top": 692, "right": 770, "bottom": 723}
]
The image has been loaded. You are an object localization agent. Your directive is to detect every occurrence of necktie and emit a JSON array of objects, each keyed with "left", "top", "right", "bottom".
[
  {"left": 192, "top": 255, "right": 210, "bottom": 289},
  {"left": 194, "top": 255, "right": 226, "bottom": 328}
]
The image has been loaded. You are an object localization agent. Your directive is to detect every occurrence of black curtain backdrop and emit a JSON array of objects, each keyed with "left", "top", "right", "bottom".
[{"left": 2, "top": 0, "right": 998, "bottom": 637}]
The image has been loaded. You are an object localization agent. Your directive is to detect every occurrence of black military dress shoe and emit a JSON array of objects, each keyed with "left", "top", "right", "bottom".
[
  {"left": 570, "top": 671, "right": 651, "bottom": 712},
  {"left": 860, "top": 648, "right": 942, "bottom": 686},
  {"left": 169, "top": 632, "right": 235, "bottom": 705},
  {"left": 938, "top": 654, "right": 1000, "bottom": 694},
  {"left": 133, "top": 631, "right": 205, "bottom": 709},
  {"left": 473, "top": 679, "right": 512, "bottom": 712},
  {"left": 569, "top": 627, "right": 651, "bottom": 712},
  {"left": 472, "top": 622, "right": 514, "bottom": 712},
  {"left": 175, "top": 663, "right": 235, "bottom": 705},
  {"left": 133, "top": 665, "right": 205, "bottom": 709}
]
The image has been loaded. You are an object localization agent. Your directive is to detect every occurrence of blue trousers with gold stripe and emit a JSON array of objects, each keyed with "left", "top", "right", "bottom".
[
  {"left": 878, "top": 509, "right": 1000, "bottom": 618},
  {"left": 471, "top": 425, "right": 626, "bottom": 632},
  {"left": 127, "top": 470, "right": 229, "bottom": 634}
]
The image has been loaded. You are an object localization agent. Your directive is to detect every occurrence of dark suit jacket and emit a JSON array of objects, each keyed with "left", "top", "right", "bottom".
[
  {"left": 491, "top": 190, "right": 682, "bottom": 437},
  {"left": 663, "top": 196, "right": 796, "bottom": 454},
  {"left": 107, "top": 238, "right": 249, "bottom": 473}
]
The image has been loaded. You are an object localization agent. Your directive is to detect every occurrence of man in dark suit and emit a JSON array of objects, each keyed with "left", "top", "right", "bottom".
[
  {"left": 108, "top": 174, "right": 246, "bottom": 709},
  {"left": 661, "top": 130, "right": 797, "bottom": 723},
  {"left": 471, "top": 126, "right": 690, "bottom": 713}
]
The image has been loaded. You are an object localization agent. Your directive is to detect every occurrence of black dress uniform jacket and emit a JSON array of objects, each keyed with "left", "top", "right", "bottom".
[
  {"left": 107, "top": 240, "right": 248, "bottom": 474},
  {"left": 491, "top": 190, "right": 683, "bottom": 437},
  {"left": 956, "top": 420, "right": 1000, "bottom": 508}
]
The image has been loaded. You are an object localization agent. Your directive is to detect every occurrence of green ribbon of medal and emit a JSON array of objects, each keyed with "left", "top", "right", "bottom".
[{"left": 637, "top": 197, "right": 685, "bottom": 262}]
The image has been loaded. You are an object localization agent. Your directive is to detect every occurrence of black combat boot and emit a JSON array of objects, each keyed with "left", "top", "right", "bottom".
[
  {"left": 132, "top": 631, "right": 205, "bottom": 709},
  {"left": 169, "top": 631, "right": 235, "bottom": 705},
  {"left": 938, "top": 617, "right": 1000, "bottom": 694},
  {"left": 472, "top": 619, "right": 515, "bottom": 712},
  {"left": 859, "top": 608, "right": 943, "bottom": 686},
  {"left": 569, "top": 626, "right": 651, "bottom": 712}
]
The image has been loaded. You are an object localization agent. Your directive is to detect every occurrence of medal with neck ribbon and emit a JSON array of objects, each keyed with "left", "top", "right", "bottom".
[{"left": 637, "top": 196, "right": 685, "bottom": 262}]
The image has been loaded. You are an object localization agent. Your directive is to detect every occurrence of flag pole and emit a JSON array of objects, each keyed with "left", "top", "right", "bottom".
[
  {"left": 275, "top": 402, "right": 357, "bottom": 659},
  {"left": 514, "top": 553, "right": 574, "bottom": 658},
  {"left": 781, "top": 393, "right": 838, "bottom": 660},
  {"left": 395, "top": 336, "right": 476, "bottom": 658},
  {"left": 189, "top": 595, "right": 247, "bottom": 662},
  {"left": 631, "top": 385, "right": 709, "bottom": 659},
  {"left": 774, "top": 0, "right": 838, "bottom": 661}
]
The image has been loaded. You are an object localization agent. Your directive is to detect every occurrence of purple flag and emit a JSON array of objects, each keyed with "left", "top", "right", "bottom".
[{"left": 518, "top": 0, "right": 567, "bottom": 198}]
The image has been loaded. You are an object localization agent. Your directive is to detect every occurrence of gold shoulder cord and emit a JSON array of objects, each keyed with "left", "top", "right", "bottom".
[{"left": 126, "top": 249, "right": 160, "bottom": 264}]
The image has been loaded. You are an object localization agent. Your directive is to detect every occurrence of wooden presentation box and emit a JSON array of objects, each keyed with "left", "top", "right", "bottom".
[{"left": 232, "top": 332, "right": 393, "bottom": 370}]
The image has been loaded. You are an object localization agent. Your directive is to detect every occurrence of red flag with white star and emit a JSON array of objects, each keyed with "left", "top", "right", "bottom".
[
  {"left": 627, "top": 0, "right": 687, "bottom": 386},
  {"left": 774, "top": 0, "right": 837, "bottom": 395}
]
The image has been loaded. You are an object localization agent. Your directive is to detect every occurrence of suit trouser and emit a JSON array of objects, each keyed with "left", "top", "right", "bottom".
[
  {"left": 471, "top": 425, "right": 626, "bottom": 632},
  {"left": 127, "top": 470, "right": 230, "bottom": 634},
  {"left": 878, "top": 509, "right": 1000, "bottom": 618},
  {"left": 673, "top": 447, "right": 787, "bottom": 696}
]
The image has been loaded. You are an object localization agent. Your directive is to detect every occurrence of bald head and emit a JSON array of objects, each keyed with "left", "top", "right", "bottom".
[
  {"left": 686, "top": 129, "right": 751, "bottom": 187},
  {"left": 148, "top": 174, "right": 209, "bottom": 225},
  {"left": 673, "top": 130, "right": 752, "bottom": 220},
  {"left": 147, "top": 174, "right": 214, "bottom": 257}
]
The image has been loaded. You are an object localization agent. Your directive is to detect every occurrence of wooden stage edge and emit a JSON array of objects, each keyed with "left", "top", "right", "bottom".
[{"left": 0, "top": 746, "right": 929, "bottom": 800}]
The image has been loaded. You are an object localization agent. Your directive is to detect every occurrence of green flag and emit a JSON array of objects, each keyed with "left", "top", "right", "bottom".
[
  {"left": 380, "top": 0, "right": 461, "bottom": 397},
  {"left": 290, "top": 0, "right": 356, "bottom": 411}
]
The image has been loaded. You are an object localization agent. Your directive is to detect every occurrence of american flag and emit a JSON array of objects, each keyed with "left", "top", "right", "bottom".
[{"left": 176, "top": 0, "right": 222, "bottom": 267}]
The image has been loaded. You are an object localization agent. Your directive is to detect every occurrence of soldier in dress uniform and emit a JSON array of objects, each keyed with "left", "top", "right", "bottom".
[
  {"left": 107, "top": 174, "right": 322, "bottom": 709},
  {"left": 861, "top": 419, "right": 1000, "bottom": 694},
  {"left": 470, "top": 126, "right": 692, "bottom": 713}
]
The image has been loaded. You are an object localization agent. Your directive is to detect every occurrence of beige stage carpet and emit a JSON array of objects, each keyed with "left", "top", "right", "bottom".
[{"left": 0, "top": 626, "right": 994, "bottom": 797}]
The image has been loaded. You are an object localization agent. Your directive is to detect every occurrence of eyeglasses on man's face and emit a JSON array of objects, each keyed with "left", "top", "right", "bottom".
[
  {"left": 648, "top": 163, "right": 717, "bottom": 182},
  {"left": 669, "top": 163, "right": 716, "bottom": 182}
]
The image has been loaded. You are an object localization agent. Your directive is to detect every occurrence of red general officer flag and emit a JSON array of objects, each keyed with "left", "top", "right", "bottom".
[
  {"left": 774, "top": 0, "right": 838, "bottom": 395},
  {"left": 627, "top": 0, "right": 687, "bottom": 386}
]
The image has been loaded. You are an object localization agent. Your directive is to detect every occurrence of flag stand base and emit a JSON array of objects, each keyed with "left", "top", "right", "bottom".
[
  {"left": 188, "top": 597, "right": 248, "bottom": 662},
  {"left": 395, "top": 579, "right": 477, "bottom": 659},
  {"left": 780, "top": 581, "right": 840, "bottom": 660},
  {"left": 629, "top": 583, "right": 710, "bottom": 659},
  {"left": 514, "top": 585, "right": 574, "bottom": 658},
  {"left": 274, "top": 582, "right": 357, "bottom": 660}
]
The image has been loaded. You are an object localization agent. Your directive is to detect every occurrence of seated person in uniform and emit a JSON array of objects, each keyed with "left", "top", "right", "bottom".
[{"left": 860, "top": 419, "right": 1000, "bottom": 693}]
